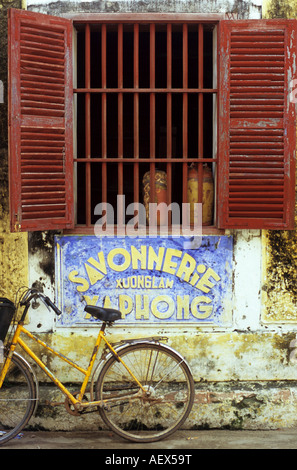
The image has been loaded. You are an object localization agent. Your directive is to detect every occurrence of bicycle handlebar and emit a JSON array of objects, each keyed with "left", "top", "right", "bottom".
[
  {"left": 20, "top": 289, "right": 62, "bottom": 316},
  {"left": 43, "top": 296, "right": 62, "bottom": 316}
]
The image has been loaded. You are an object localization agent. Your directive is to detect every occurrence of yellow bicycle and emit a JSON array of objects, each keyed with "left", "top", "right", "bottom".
[{"left": 0, "top": 287, "right": 194, "bottom": 445}]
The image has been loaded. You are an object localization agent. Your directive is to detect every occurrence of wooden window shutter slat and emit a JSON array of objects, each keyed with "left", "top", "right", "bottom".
[
  {"left": 8, "top": 8, "right": 74, "bottom": 232},
  {"left": 218, "top": 20, "right": 297, "bottom": 230}
]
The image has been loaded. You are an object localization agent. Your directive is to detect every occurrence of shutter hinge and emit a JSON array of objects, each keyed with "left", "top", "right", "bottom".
[{"left": 14, "top": 213, "right": 21, "bottom": 232}]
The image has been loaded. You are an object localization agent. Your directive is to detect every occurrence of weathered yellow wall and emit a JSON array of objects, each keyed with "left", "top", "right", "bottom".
[
  {"left": 0, "top": 215, "right": 28, "bottom": 301},
  {"left": 0, "top": 0, "right": 28, "bottom": 302},
  {"left": 262, "top": 230, "right": 297, "bottom": 322},
  {"left": 263, "top": 0, "right": 297, "bottom": 18},
  {"left": 261, "top": 0, "right": 297, "bottom": 323},
  {"left": 20, "top": 328, "right": 297, "bottom": 383}
]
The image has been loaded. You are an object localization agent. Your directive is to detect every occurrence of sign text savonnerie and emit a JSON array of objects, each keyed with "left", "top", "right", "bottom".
[{"left": 55, "top": 236, "right": 233, "bottom": 326}]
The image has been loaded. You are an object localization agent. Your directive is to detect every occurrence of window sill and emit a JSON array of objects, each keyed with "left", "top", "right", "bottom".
[{"left": 63, "top": 225, "right": 226, "bottom": 236}]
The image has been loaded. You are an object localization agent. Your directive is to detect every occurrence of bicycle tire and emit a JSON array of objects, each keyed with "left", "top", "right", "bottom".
[
  {"left": 95, "top": 342, "right": 194, "bottom": 442},
  {"left": 0, "top": 354, "right": 36, "bottom": 445}
]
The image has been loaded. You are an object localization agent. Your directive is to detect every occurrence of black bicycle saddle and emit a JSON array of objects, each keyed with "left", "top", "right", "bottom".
[{"left": 84, "top": 305, "right": 122, "bottom": 322}]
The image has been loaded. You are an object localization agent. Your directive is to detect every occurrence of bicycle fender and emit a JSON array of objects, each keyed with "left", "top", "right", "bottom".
[{"left": 108, "top": 340, "right": 192, "bottom": 368}]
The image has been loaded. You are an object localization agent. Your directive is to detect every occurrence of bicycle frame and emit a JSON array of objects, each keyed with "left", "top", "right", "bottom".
[{"left": 0, "top": 320, "right": 146, "bottom": 410}]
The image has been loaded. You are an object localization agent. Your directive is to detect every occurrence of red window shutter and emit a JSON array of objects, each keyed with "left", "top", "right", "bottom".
[
  {"left": 218, "top": 20, "right": 297, "bottom": 230},
  {"left": 8, "top": 8, "right": 74, "bottom": 232}
]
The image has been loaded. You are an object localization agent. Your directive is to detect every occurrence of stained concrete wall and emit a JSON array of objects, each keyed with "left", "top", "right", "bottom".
[{"left": 4, "top": 0, "right": 297, "bottom": 432}]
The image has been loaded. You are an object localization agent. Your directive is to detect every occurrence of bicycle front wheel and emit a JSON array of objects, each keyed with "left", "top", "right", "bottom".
[
  {"left": 0, "top": 354, "right": 37, "bottom": 445},
  {"left": 95, "top": 342, "right": 194, "bottom": 442}
]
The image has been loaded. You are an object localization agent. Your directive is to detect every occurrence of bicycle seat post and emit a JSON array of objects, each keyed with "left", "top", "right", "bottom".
[{"left": 100, "top": 322, "right": 107, "bottom": 334}]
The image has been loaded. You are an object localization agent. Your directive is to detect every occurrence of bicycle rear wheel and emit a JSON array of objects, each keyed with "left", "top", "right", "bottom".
[
  {"left": 0, "top": 354, "right": 36, "bottom": 445},
  {"left": 95, "top": 342, "right": 194, "bottom": 442}
]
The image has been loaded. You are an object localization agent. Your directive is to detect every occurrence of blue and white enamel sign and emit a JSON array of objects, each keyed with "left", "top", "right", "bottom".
[{"left": 55, "top": 236, "right": 233, "bottom": 326}]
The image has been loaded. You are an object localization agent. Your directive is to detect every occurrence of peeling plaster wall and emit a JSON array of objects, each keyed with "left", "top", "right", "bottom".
[{"left": 6, "top": 0, "right": 297, "bottom": 431}]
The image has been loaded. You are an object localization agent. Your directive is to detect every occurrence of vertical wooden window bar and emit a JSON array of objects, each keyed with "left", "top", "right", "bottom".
[{"left": 74, "top": 19, "right": 217, "bottom": 228}]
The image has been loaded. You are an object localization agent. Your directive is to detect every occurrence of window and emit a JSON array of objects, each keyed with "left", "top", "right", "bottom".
[
  {"left": 74, "top": 20, "right": 217, "bottom": 228},
  {"left": 8, "top": 9, "right": 297, "bottom": 232}
]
